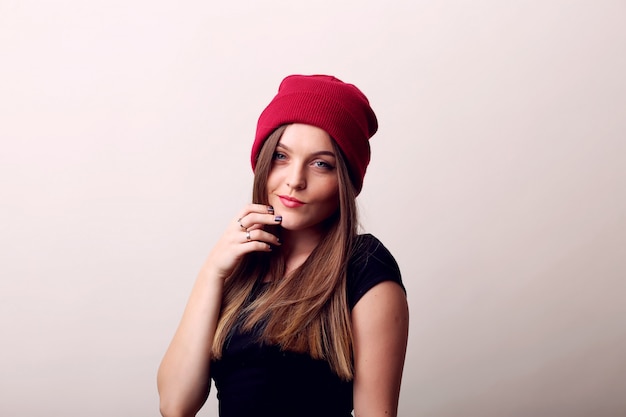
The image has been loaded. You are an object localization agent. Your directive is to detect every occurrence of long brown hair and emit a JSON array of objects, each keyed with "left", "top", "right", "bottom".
[{"left": 211, "top": 125, "right": 359, "bottom": 380}]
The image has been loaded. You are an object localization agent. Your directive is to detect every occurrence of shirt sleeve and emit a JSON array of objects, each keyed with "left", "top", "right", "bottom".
[{"left": 347, "top": 234, "right": 405, "bottom": 310}]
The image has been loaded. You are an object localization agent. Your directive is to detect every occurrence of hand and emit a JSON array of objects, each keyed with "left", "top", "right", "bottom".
[{"left": 202, "top": 203, "right": 282, "bottom": 280}]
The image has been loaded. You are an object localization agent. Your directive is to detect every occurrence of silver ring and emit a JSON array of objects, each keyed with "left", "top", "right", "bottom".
[{"left": 245, "top": 230, "right": 251, "bottom": 241}]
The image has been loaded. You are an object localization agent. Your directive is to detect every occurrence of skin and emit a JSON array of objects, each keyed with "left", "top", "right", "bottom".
[
  {"left": 352, "top": 281, "right": 409, "bottom": 417},
  {"left": 265, "top": 123, "right": 340, "bottom": 271},
  {"left": 157, "top": 123, "right": 409, "bottom": 417}
]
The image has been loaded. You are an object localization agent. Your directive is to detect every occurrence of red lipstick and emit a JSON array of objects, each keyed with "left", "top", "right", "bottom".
[{"left": 278, "top": 195, "right": 305, "bottom": 208}]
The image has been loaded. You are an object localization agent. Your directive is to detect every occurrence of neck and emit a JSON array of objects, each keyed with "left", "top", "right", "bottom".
[{"left": 279, "top": 227, "right": 324, "bottom": 274}]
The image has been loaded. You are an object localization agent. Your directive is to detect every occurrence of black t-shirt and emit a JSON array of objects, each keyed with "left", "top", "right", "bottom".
[{"left": 211, "top": 234, "right": 404, "bottom": 417}]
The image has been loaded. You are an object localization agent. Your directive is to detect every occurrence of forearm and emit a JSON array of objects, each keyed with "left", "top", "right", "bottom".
[
  {"left": 157, "top": 269, "right": 223, "bottom": 417},
  {"left": 157, "top": 204, "right": 279, "bottom": 416}
]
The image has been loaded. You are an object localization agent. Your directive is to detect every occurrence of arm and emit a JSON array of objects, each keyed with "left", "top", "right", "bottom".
[
  {"left": 157, "top": 269, "right": 223, "bottom": 417},
  {"left": 352, "top": 281, "right": 409, "bottom": 417},
  {"left": 157, "top": 204, "right": 281, "bottom": 417}
]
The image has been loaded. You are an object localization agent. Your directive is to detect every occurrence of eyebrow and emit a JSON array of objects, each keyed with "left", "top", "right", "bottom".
[{"left": 276, "top": 142, "right": 336, "bottom": 158}]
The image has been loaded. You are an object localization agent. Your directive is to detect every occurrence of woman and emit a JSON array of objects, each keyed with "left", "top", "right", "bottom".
[{"left": 157, "top": 75, "right": 409, "bottom": 417}]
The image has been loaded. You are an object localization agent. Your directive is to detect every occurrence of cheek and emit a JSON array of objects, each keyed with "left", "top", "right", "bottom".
[
  {"left": 320, "top": 179, "right": 340, "bottom": 205},
  {"left": 266, "top": 172, "right": 279, "bottom": 191}
]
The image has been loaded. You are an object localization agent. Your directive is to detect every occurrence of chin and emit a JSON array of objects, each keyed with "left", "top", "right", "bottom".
[
  {"left": 279, "top": 219, "right": 324, "bottom": 233},
  {"left": 279, "top": 221, "right": 308, "bottom": 231}
]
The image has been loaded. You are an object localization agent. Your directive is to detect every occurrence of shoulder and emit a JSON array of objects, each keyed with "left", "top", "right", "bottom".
[{"left": 347, "top": 234, "right": 405, "bottom": 309}]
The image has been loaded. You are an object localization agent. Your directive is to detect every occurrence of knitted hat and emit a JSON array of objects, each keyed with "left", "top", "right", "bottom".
[{"left": 251, "top": 74, "right": 378, "bottom": 193}]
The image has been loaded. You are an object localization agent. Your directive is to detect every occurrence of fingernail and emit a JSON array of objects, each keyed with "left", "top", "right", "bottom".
[
  {"left": 274, "top": 215, "right": 282, "bottom": 222},
  {"left": 267, "top": 205, "right": 274, "bottom": 214}
]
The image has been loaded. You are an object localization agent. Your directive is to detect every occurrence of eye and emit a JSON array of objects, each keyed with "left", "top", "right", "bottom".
[
  {"left": 313, "top": 160, "right": 334, "bottom": 170},
  {"left": 273, "top": 152, "right": 287, "bottom": 161}
]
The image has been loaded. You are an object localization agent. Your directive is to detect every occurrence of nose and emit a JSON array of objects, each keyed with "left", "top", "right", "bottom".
[{"left": 286, "top": 163, "right": 306, "bottom": 190}]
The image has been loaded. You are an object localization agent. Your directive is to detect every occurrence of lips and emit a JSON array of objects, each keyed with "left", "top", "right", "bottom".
[{"left": 278, "top": 195, "right": 305, "bottom": 208}]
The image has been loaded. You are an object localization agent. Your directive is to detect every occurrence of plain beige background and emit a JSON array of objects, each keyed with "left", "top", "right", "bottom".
[{"left": 1, "top": 1, "right": 625, "bottom": 416}]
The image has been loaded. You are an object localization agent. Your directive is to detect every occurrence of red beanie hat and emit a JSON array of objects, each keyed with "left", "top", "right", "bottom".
[{"left": 251, "top": 74, "right": 378, "bottom": 193}]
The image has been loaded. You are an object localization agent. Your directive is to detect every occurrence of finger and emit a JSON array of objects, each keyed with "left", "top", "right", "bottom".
[
  {"left": 237, "top": 212, "right": 282, "bottom": 230},
  {"left": 244, "top": 229, "right": 281, "bottom": 246},
  {"left": 246, "top": 223, "right": 265, "bottom": 232},
  {"left": 237, "top": 203, "right": 276, "bottom": 219},
  {"left": 242, "top": 240, "right": 273, "bottom": 253}
]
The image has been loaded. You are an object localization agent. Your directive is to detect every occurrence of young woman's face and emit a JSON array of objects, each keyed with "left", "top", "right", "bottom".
[{"left": 266, "top": 123, "right": 340, "bottom": 233}]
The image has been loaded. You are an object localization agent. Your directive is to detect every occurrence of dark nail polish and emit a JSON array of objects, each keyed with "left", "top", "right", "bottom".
[
  {"left": 267, "top": 205, "right": 275, "bottom": 214},
  {"left": 274, "top": 215, "right": 282, "bottom": 222}
]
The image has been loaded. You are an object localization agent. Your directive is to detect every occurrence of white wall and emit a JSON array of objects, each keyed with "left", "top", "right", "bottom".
[{"left": 1, "top": 1, "right": 625, "bottom": 416}]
